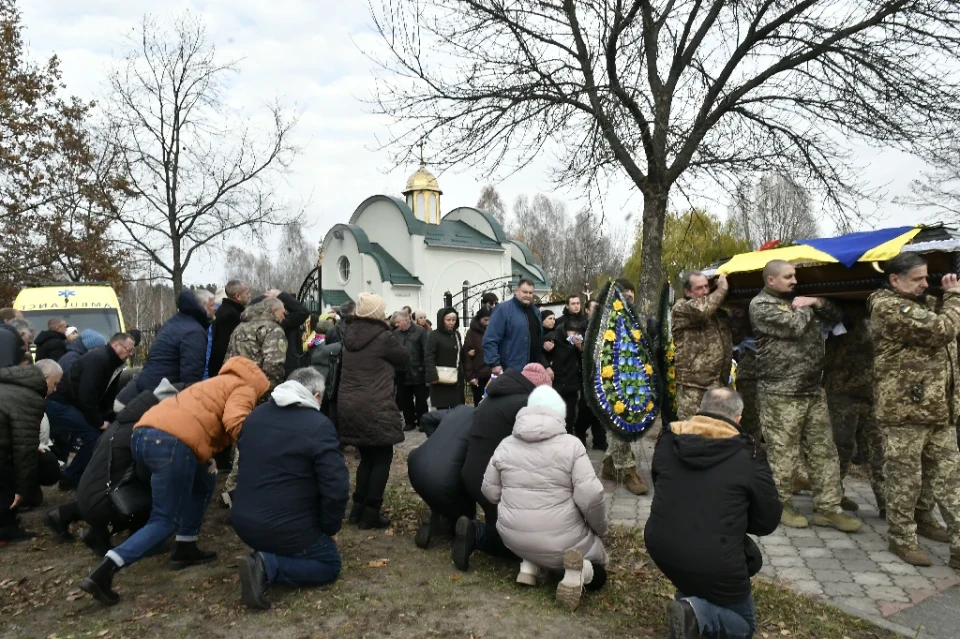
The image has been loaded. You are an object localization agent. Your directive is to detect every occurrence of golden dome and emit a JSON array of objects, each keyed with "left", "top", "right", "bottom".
[{"left": 404, "top": 163, "right": 443, "bottom": 194}]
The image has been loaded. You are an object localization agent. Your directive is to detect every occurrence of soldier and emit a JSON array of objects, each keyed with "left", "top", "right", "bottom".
[
  {"left": 823, "top": 303, "right": 884, "bottom": 514},
  {"left": 749, "top": 259, "right": 861, "bottom": 532},
  {"left": 221, "top": 297, "right": 288, "bottom": 505},
  {"left": 598, "top": 278, "right": 648, "bottom": 496},
  {"left": 671, "top": 271, "right": 733, "bottom": 420},
  {"left": 868, "top": 253, "right": 960, "bottom": 568},
  {"left": 729, "top": 308, "right": 761, "bottom": 441}
]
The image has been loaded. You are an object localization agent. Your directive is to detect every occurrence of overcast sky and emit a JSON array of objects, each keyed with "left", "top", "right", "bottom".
[{"left": 20, "top": 0, "right": 934, "bottom": 287}]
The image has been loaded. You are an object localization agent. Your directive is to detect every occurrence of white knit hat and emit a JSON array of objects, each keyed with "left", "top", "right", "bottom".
[
  {"left": 355, "top": 292, "right": 386, "bottom": 320},
  {"left": 526, "top": 385, "right": 567, "bottom": 416}
]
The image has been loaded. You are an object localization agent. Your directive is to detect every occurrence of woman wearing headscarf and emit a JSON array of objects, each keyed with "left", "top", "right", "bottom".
[{"left": 426, "top": 307, "right": 465, "bottom": 410}]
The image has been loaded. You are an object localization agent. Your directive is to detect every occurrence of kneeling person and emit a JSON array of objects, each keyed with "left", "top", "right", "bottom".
[
  {"left": 482, "top": 385, "right": 608, "bottom": 610},
  {"left": 645, "top": 389, "right": 782, "bottom": 639},
  {"left": 230, "top": 368, "right": 349, "bottom": 610}
]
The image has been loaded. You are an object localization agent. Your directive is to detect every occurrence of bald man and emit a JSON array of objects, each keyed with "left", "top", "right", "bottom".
[{"left": 749, "top": 260, "right": 861, "bottom": 533}]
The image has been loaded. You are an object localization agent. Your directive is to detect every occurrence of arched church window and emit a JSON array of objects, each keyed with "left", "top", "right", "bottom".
[{"left": 338, "top": 256, "right": 351, "bottom": 284}]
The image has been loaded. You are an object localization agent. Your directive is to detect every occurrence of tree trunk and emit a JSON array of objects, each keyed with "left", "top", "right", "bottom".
[
  {"left": 635, "top": 188, "right": 668, "bottom": 316},
  {"left": 172, "top": 269, "right": 183, "bottom": 294}
]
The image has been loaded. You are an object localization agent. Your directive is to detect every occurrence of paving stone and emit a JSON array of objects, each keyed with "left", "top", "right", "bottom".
[
  {"left": 833, "top": 596, "right": 880, "bottom": 617},
  {"left": 824, "top": 538, "right": 857, "bottom": 549},
  {"left": 816, "top": 528, "right": 848, "bottom": 540},
  {"left": 764, "top": 545, "right": 799, "bottom": 557},
  {"left": 833, "top": 548, "right": 868, "bottom": 561},
  {"left": 813, "top": 569, "right": 852, "bottom": 583},
  {"left": 798, "top": 547, "right": 832, "bottom": 559},
  {"left": 853, "top": 572, "right": 893, "bottom": 587},
  {"left": 823, "top": 581, "right": 864, "bottom": 597},
  {"left": 865, "top": 585, "right": 909, "bottom": 603},
  {"left": 877, "top": 561, "right": 919, "bottom": 576},
  {"left": 792, "top": 537, "right": 824, "bottom": 548},
  {"left": 917, "top": 565, "right": 957, "bottom": 579},
  {"left": 805, "top": 557, "right": 840, "bottom": 570},
  {"left": 760, "top": 535, "right": 791, "bottom": 546},
  {"left": 891, "top": 575, "right": 933, "bottom": 591},
  {"left": 783, "top": 526, "right": 817, "bottom": 538},
  {"left": 841, "top": 560, "right": 880, "bottom": 573},
  {"left": 794, "top": 580, "right": 824, "bottom": 595},
  {"left": 769, "top": 555, "right": 805, "bottom": 568},
  {"left": 868, "top": 551, "right": 900, "bottom": 563},
  {"left": 778, "top": 567, "right": 814, "bottom": 581}
]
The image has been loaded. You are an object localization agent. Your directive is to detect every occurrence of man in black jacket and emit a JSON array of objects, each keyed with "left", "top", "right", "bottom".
[
  {"left": 231, "top": 368, "right": 349, "bottom": 610},
  {"left": 34, "top": 318, "right": 69, "bottom": 362},
  {"left": 394, "top": 311, "right": 428, "bottom": 431},
  {"left": 645, "top": 388, "right": 781, "bottom": 639},
  {"left": 46, "top": 333, "right": 135, "bottom": 488},
  {"left": 0, "top": 318, "right": 34, "bottom": 368},
  {"left": 0, "top": 360, "right": 62, "bottom": 541},
  {"left": 208, "top": 280, "right": 251, "bottom": 377}
]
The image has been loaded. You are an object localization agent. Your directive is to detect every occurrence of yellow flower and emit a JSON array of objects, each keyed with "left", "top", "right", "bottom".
[
  {"left": 669, "top": 382, "right": 677, "bottom": 394},
  {"left": 631, "top": 329, "right": 641, "bottom": 340},
  {"left": 613, "top": 401, "right": 626, "bottom": 415},
  {"left": 645, "top": 401, "right": 654, "bottom": 412},
  {"left": 644, "top": 364, "right": 653, "bottom": 375},
  {"left": 667, "top": 368, "right": 676, "bottom": 380},
  {"left": 601, "top": 365, "right": 614, "bottom": 379},
  {"left": 603, "top": 329, "right": 616, "bottom": 342},
  {"left": 613, "top": 300, "right": 624, "bottom": 311}
]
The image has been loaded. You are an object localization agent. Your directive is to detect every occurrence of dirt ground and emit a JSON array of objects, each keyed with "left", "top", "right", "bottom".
[{"left": 1, "top": 456, "right": 896, "bottom": 639}]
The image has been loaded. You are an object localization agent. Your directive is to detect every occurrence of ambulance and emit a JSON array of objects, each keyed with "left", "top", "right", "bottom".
[{"left": 13, "top": 282, "right": 125, "bottom": 337}]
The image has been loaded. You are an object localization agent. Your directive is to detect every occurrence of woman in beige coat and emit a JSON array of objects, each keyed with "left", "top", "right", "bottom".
[{"left": 482, "top": 385, "right": 608, "bottom": 610}]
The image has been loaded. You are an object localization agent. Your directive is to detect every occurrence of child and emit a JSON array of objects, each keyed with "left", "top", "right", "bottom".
[
  {"left": 544, "top": 319, "right": 585, "bottom": 434},
  {"left": 481, "top": 385, "right": 608, "bottom": 610}
]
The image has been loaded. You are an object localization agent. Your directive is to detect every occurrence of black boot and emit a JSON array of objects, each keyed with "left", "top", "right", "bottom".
[
  {"left": 80, "top": 526, "right": 113, "bottom": 557},
  {"left": 80, "top": 558, "right": 121, "bottom": 605},
  {"left": 451, "top": 516, "right": 476, "bottom": 572},
  {"left": 586, "top": 563, "right": 607, "bottom": 591},
  {"left": 239, "top": 552, "right": 271, "bottom": 610},
  {"left": 45, "top": 508, "right": 74, "bottom": 542},
  {"left": 169, "top": 541, "right": 217, "bottom": 570},
  {"left": 415, "top": 511, "right": 451, "bottom": 549},
  {"left": 0, "top": 522, "right": 36, "bottom": 543},
  {"left": 347, "top": 502, "right": 364, "bottom": 525},
  {"left": 358, "top": 507, "right": 391, "bottom": 530}
]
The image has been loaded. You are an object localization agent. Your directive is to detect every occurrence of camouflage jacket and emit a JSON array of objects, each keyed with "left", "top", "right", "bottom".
[
  {"left": 671, "top": 288, "right": 732, "bottom": 389},
  {"left": 749, "top": 288, "right": 840, "bottom": 396},
  {"left": 823, "top": 305, "right": 874, "bottom": 401},
  {"left": 225, "top": 301, "right": 288, "bottom": 391},
  {"left": 868, "top": 288, "right": 960, "bottom": 425}
]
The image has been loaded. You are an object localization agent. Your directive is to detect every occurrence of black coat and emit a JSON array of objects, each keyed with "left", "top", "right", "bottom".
[
  {"left": 278, "top": 292, "right": 310, "bottom": 375},
  {"left": 50, "top": 345, "right": 126, "bottom": 428},
  {"left": 209, "top": 298, "right": 246, "bottom": 377},
  {"left": 544, "top": 330, "right": 582, "bottom": 395},
  {"left": 337, "top": 316, "right": 408, "bottom": 448},
  {"left": 77, "top": 388, "right": 162, "bottom": 529},
  {"left": 395, "top": 324, "right": 428, "bottom": 385},
  {"left": 0, "top": 323, "right": 25, "bottom": 368},
  {"left": 231, "top": 396, "right": 349, "bottom": 555},
  {"left": 644, "top": 414, "right": 782, "bottom": 605},
  {"left": 34, "top": 330, "right": 67, "bottom": 362},
  {"left": 426, "top": 307, "right": 464, "bottom": 410},
  {"left": 0, "top": 366, "right": 47, "bottom": 495},
  {"left": 136, "top": 289, "right": 209, "bottom": 392},
  {"left": 460, "top": 370, "right": 535, "bottom": 508},
  {"left": 462, "top": 317, "right": 491, "bottom": 385},
  {"left": 408, "top": 405, "right": 476, "bottom": 522}
]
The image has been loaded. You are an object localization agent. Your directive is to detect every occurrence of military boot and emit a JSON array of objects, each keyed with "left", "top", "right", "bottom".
[
  {"left": 600, "top": 456, "right": 615, "bottom": 481},
  {"left": 889, "top": 541, "right": 932, "bottom": 567},
  {"left": 840, "top": 496, "right": 860, "bottom": 512},
  {"left": 812, "top": 510, "right": 862, "bottom": 533},
  {"left": 780, "top": 506, "right": 809, "bottom": 529},
  {"left": 916, "top": 514, "right": 950, "bottom": 543},
  {"left": 624, "top": 468, "right": 649, "bottom": 495}
]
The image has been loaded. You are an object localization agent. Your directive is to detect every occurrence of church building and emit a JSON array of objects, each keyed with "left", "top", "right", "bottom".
[{"left": 318, "top": 162, "right": 551, "bottom": 322}]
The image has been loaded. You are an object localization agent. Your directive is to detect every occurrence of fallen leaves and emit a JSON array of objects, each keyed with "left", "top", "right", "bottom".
[
  {"left": 65, "top": 590, "right": 84, "bottom": 602},
  {"left": 366, "top": 559, "right": 390, "bottom": 569}
]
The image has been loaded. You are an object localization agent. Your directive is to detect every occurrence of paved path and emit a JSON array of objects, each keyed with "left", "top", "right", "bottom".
[{"left": 398, "top": 427, "right": 959, "bottom": 637}]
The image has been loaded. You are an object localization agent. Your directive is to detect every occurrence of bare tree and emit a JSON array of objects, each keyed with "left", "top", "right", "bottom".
[
  {"left": 731, "top": 172, "right": 819, "bottom": 248},
  {"left": 104, "top": 12, "right": 301, "bottom": 292},
  {"left": 369, "top": 1, "right": 960, "bottom": 308},
  {"left": 899, "top": 144, "right": 960, "bottom": 222},
  {"left": 476, "top": 184, "right": 509, "bottom": 226},
  {"left": 224, "top": 223, "right": 315, "bottom": 296}
]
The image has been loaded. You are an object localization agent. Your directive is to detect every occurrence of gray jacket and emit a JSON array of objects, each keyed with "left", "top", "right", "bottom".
[{"left": 482, "top": 405, "right": 608, "bottom": 569}]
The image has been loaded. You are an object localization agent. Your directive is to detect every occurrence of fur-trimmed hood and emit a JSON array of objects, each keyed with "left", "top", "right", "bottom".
[{"left": 668, "top": 414, "right": 747, "bottom": 470}]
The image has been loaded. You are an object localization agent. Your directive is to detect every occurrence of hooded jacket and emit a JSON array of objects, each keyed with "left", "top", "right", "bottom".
[
  {"left": 482, "top": 404, "right": 608, "bottom": 569},
  {"left": 461, "top": 370, "right": 536, "bottom": 508},
  {"left": 57, "top": 338, "right": 89, "bottom": 375},
  {"left": 337, "top": 316, "right": 408, "bottom": 448},
  {"left": 483, "top": 296, "right": 543, "bottom": 371},
  {"left": 209, "top": 297, "right": 247, "bottom": 377},
  {"left": 225, "top": 300, "right": 288, "bottom": 391},
  {"left": 394, "top": 322, "right": 428, "bottom": 385},
  {"left": 426, "top": 307, "right": 464, "bottom": 409},
  {"left": 0, "top": 322, "right": 25, "bottom": 368},
  {"left": 135, "top": 356, "right": 269, "bottom": 463},
  {"left": 868, "top": 287, "right": 960, "bottom": 425},
  {"left": 277, "top": 292, "right": 310, "bottom": 375},
  {"left": 462, "top": 313, "right": 492, "bottom": 384},
  {"left": 34, "top": 330, "right": 68, "bottom": 363},
  {"left": 231, "top": 380, "right": 349, "bottom": 555},
  {"left": 0, "top": 366, "right": 48, "bottom": 496},
  {"left": 136, "top": 290, "right": 210, "bottom": 393},
  {"left": 644, "top": 414, "right": 782, "bottom": 605},
  {"left": 50, "top": 344, "right": 127, "bottom": 428}
]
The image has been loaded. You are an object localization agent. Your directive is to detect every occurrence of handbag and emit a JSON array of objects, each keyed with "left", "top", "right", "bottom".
[
  {"left": 434, "top": 332, "right": 461, "bottom": 385},
  {"left": 106, "top": 433, "right": 152, "bottom": 526}
]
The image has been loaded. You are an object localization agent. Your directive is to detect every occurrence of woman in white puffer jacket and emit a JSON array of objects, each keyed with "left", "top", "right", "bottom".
[{"left": 482, "top": 385, "right": 609, "bottom": 610}]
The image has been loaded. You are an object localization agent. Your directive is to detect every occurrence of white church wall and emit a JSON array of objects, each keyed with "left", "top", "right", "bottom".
[
  {"left": 322, "top": 231, "right": 364, "bottom": 304},
  {"left": 352, "top": 199, "right": 415, "bottom": 272},
  {"left": 423, "top": 249, "right": 501, "bottom": 320}
]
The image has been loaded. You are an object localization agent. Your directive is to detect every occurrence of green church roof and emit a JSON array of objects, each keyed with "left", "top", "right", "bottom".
[{"left": 425, "top": 220, "right": 504, "bottom": 251}]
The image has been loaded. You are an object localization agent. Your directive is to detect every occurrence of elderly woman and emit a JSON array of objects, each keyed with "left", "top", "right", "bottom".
[
  {"left": 337, "top": 293, "right": 408, "bottom": 529},
  {"left": 425, "top": 307, "right": 465, "bottom": 410},
  {"left": 79, "top": 356, "right": 269, "bottom": 605}
]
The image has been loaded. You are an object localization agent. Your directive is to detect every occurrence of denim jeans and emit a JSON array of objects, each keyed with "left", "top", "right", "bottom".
[
  {"left": 259, "top": 535, "right": 342, "bottom": 587},
  {"left": 678, "top": 592, "right": 756, "bottom": 639},
  {"left": 107, "top": 427, "right": 216, "bottom": 567},
  {"left": 46, "top": 399, "right": 101, "bottom": 483}
]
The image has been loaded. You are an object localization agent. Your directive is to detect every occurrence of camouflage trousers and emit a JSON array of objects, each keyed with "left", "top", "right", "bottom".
[
  {"left": 676, "top": 385, "right": 707, "bottom": 422},
  {"left": 826, "top": 392, "right": 885, "bottom": 511},
  {"left": 759, "top": 390, "right": 844, "bottom": 514},
  {"left": 224, "top": 446, "right": 241, "bottom": 492},
  {"left": 883, "top": 423, "right": 960, "bottom": 553},
  {"left": 737, "top": 379, "right": 762, "bottom": 441},
  {"left": 604, "top": 437, "right": 639, "bottom": 471}
]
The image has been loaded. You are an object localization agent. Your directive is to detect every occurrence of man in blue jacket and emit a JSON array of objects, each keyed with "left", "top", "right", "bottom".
[
  {"left": 482, "top": 278, "right": 542, "bottom": 375},
  {"left": 230, "top": 367, "right": 349, "bottom": 610}
]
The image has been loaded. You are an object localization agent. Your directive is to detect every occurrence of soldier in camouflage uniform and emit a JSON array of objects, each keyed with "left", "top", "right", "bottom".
[
  {"left": 599, "top": 279, "right": 648, "bottom": 496},
  {"left": 749, "top": 259, "right": 862, "bottom": 532},
  {"left": 222, "top": 297, "right": 288, "bottom": 498},
  {"left": 868, "top": 253, "right": 960, "bottom": 568},
  {"left": 823, "top": 302, "right": 884, "bottom": 513},
  {"left": 730, "top": 309, "right": 761, "bottom": 441},
  {"left": 672, "top": 271, "right": 733, "bottom": 420}
]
